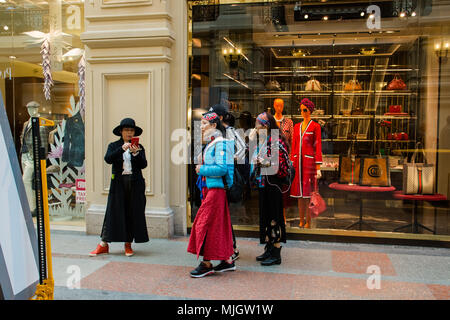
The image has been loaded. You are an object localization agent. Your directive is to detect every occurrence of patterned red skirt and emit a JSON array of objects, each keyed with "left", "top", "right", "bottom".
[{"left": 187, "top": 188, "right": 234, "bottom": 261}]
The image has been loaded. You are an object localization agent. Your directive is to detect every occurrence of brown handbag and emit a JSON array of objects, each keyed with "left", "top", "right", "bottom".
[
  {"left": 344, "top": 79, "right": 362, "bottom": 91},
  {"left": 387, "top": 74, "right": 407, "bottom": 90},
  {"left": 359, "top": 156, "right": 391, "bottom": 187}
]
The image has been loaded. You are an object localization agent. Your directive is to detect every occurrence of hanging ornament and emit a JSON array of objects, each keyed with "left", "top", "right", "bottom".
[
  {"left": 78, "top": 53, "right": 86, "bottom": 117},
  {"left": 23, "top": 31, "right": 71, "bottom": 101},
  {"left": 41, "top": 37, "right": 54, "bottom": 100},
  {"left": 63, "top": 48, "right": 86, "bottom": 117}
]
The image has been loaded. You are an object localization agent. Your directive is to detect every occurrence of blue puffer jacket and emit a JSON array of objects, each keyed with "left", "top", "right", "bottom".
[{"left": 199, "top": 137, "right": 234, "bottom": 189}]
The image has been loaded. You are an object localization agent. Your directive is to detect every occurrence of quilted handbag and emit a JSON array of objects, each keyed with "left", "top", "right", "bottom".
[
  {"left": 403, "top": 142, "right": 435, "bottom": 194},
  {"left": 359, "top": 156, "right": 391, "bottom": 187},
  {"left": 344, "top": 79, "right": 362, "bottom": 91},
  {"left": 387, "top": 74, "right": 407, "bottom": 90},
  {"left": 309, "top": 178, "right": 326, "bottom": 218},
  {"left": 305, "top": 79, "right": 321, "bottom": 91}
]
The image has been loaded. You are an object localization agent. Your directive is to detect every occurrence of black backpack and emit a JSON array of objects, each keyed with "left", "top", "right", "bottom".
[{"left": 222, "top": 165, "right": 244, "bottom": 203}]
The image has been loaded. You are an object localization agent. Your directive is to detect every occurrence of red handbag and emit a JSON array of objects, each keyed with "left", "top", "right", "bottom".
[
  {"left": 387, "top": 74, "right": 407, "bottom": 90},
  {"left": 389, "top": 105, "right": 402, "bottom": 113},
  {"left": 309, "top": 179, "right": 326, "bottom": 218}
]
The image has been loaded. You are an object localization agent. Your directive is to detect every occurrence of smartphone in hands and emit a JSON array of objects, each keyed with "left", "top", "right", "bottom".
[{"left": 131, "top": 137, "right": 139, "bottom": 147}]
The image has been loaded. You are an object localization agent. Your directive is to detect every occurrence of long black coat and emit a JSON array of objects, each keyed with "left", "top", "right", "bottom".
[{"left": 101, "top": 139, "right": 149, "bottom": 243}]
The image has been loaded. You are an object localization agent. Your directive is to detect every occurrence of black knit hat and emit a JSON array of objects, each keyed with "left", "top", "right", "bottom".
[{"left": 113, "top": 118, "right": 143, "bottom": 136}]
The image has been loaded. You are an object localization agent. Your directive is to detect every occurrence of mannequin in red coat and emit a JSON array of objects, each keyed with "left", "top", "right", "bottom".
[{"left": 290, "top": 99, "right": 322, "bottom": 228}]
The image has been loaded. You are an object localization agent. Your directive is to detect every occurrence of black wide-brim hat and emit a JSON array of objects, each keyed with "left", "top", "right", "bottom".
[{"left": 113, "top": 118, "right": 143, "bottom": 136}]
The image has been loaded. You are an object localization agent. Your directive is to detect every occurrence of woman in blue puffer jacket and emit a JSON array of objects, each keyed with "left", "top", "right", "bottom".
[{"left": 187, "top": 112, "right": 235, "bottom": 278}]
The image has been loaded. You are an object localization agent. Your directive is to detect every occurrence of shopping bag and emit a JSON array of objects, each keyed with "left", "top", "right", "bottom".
[{"left": 359, "top": 156, "right": 391, "bottom": 187}]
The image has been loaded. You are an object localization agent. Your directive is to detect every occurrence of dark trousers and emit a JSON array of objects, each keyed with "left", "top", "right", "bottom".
[{"left": 258, "top": 183, "right": 286, "bottom": 245}]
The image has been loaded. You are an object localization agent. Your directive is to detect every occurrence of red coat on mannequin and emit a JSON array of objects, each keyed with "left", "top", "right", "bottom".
[{"left": 290, "top": 120, "right": 322, "bottom": 198}]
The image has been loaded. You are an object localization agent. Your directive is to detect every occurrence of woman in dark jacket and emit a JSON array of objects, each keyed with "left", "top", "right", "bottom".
[
  {"left": 89, "top": 118, "right": 149, "bottom": 257},
  {"left": 250, "top": 112, "right": 289, "bottom": 266}
]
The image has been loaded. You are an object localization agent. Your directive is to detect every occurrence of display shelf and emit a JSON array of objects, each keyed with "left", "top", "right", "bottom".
[
  {"left": 377, "top": 140, "right": 414, "bottom": 143},
  {"left": 323, "top": 139, "right": 373, "bottom": 142},
  {"left": 293, "top": 91, "right": 333, "bottom": 96},
  {"left": 334, "top": 115, "right": 374, "bottom": 119},
  {"left": 290, "top": 115, "right": 333, "bottom": 120},
  {"left": 257, "top": 91, "right": 292, "bottom": 97},
  {"left": 375, "top": 90, "right": 417, "bottom": 96},
  {"left": 376, "top": 115, "right": 417, "bottom": 120}
]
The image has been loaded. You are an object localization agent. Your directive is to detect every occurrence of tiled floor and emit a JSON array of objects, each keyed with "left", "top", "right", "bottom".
[{"left": 50, "top": 231, "right": 450, "bottom": 300}]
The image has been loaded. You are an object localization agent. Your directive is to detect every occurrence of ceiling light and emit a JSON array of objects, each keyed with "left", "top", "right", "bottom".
[
  {"left": 323, "top": 16, "right": 328, "bottom": 21},
  {"left": 304, "top": 14, "right": 309, "bottom": 19}
]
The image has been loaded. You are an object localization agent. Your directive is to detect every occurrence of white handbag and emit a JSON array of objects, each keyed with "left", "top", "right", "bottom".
[
  {"left": 305, "top": 79, "right": 321, "bottom": 91},
  {"left": 403, "top": 142, "right": 435, "bottom": 195}
]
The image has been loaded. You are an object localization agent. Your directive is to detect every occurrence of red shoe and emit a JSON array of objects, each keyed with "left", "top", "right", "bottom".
[
  {"left": 89, "top": 243, "right": 109, "bottom": 256},
  {"left": 125, "top": 243, "right": 134, "bottom": 257}
]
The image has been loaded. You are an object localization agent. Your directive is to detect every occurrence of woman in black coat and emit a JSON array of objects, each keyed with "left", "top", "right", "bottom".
[{"left": 89, "top": 118, "right": 149, "bottom": 257}]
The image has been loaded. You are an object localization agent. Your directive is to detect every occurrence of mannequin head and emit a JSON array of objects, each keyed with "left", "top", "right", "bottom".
[
  {"left": 26, "top": 101, "right": 40, "bottom": 117},
  {"left": 300, "top": 98, "right": 315, "bottom": 120},
  {"left": 273, "top": 98, "right": 284, "bottom": 115},
  {"left": 300, "top": 104, "right": 311, "bottom": 119}
]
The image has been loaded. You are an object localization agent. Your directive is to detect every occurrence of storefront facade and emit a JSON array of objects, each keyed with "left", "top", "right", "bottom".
[
  {"left": 1, "top": 0, "right": 449, "bottom": 245},
  {"left": 187, "top": 1, "right": 450, "bottom": 245}
]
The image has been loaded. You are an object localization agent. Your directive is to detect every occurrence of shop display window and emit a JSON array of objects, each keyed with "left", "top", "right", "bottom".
[
  {"left": 188, "top": 1, "right": 450, "bottom": 237},
  {"left": 1, "top": 0, "right": 85, "bottom": 226}
]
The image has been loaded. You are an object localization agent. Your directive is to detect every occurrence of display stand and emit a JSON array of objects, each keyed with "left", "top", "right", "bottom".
[
  {"left": 392, "top": 192, "right": 447, "bottom": 234},
  {"left": 329, "top": 183, "right": 396, "bottom": 231}
]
